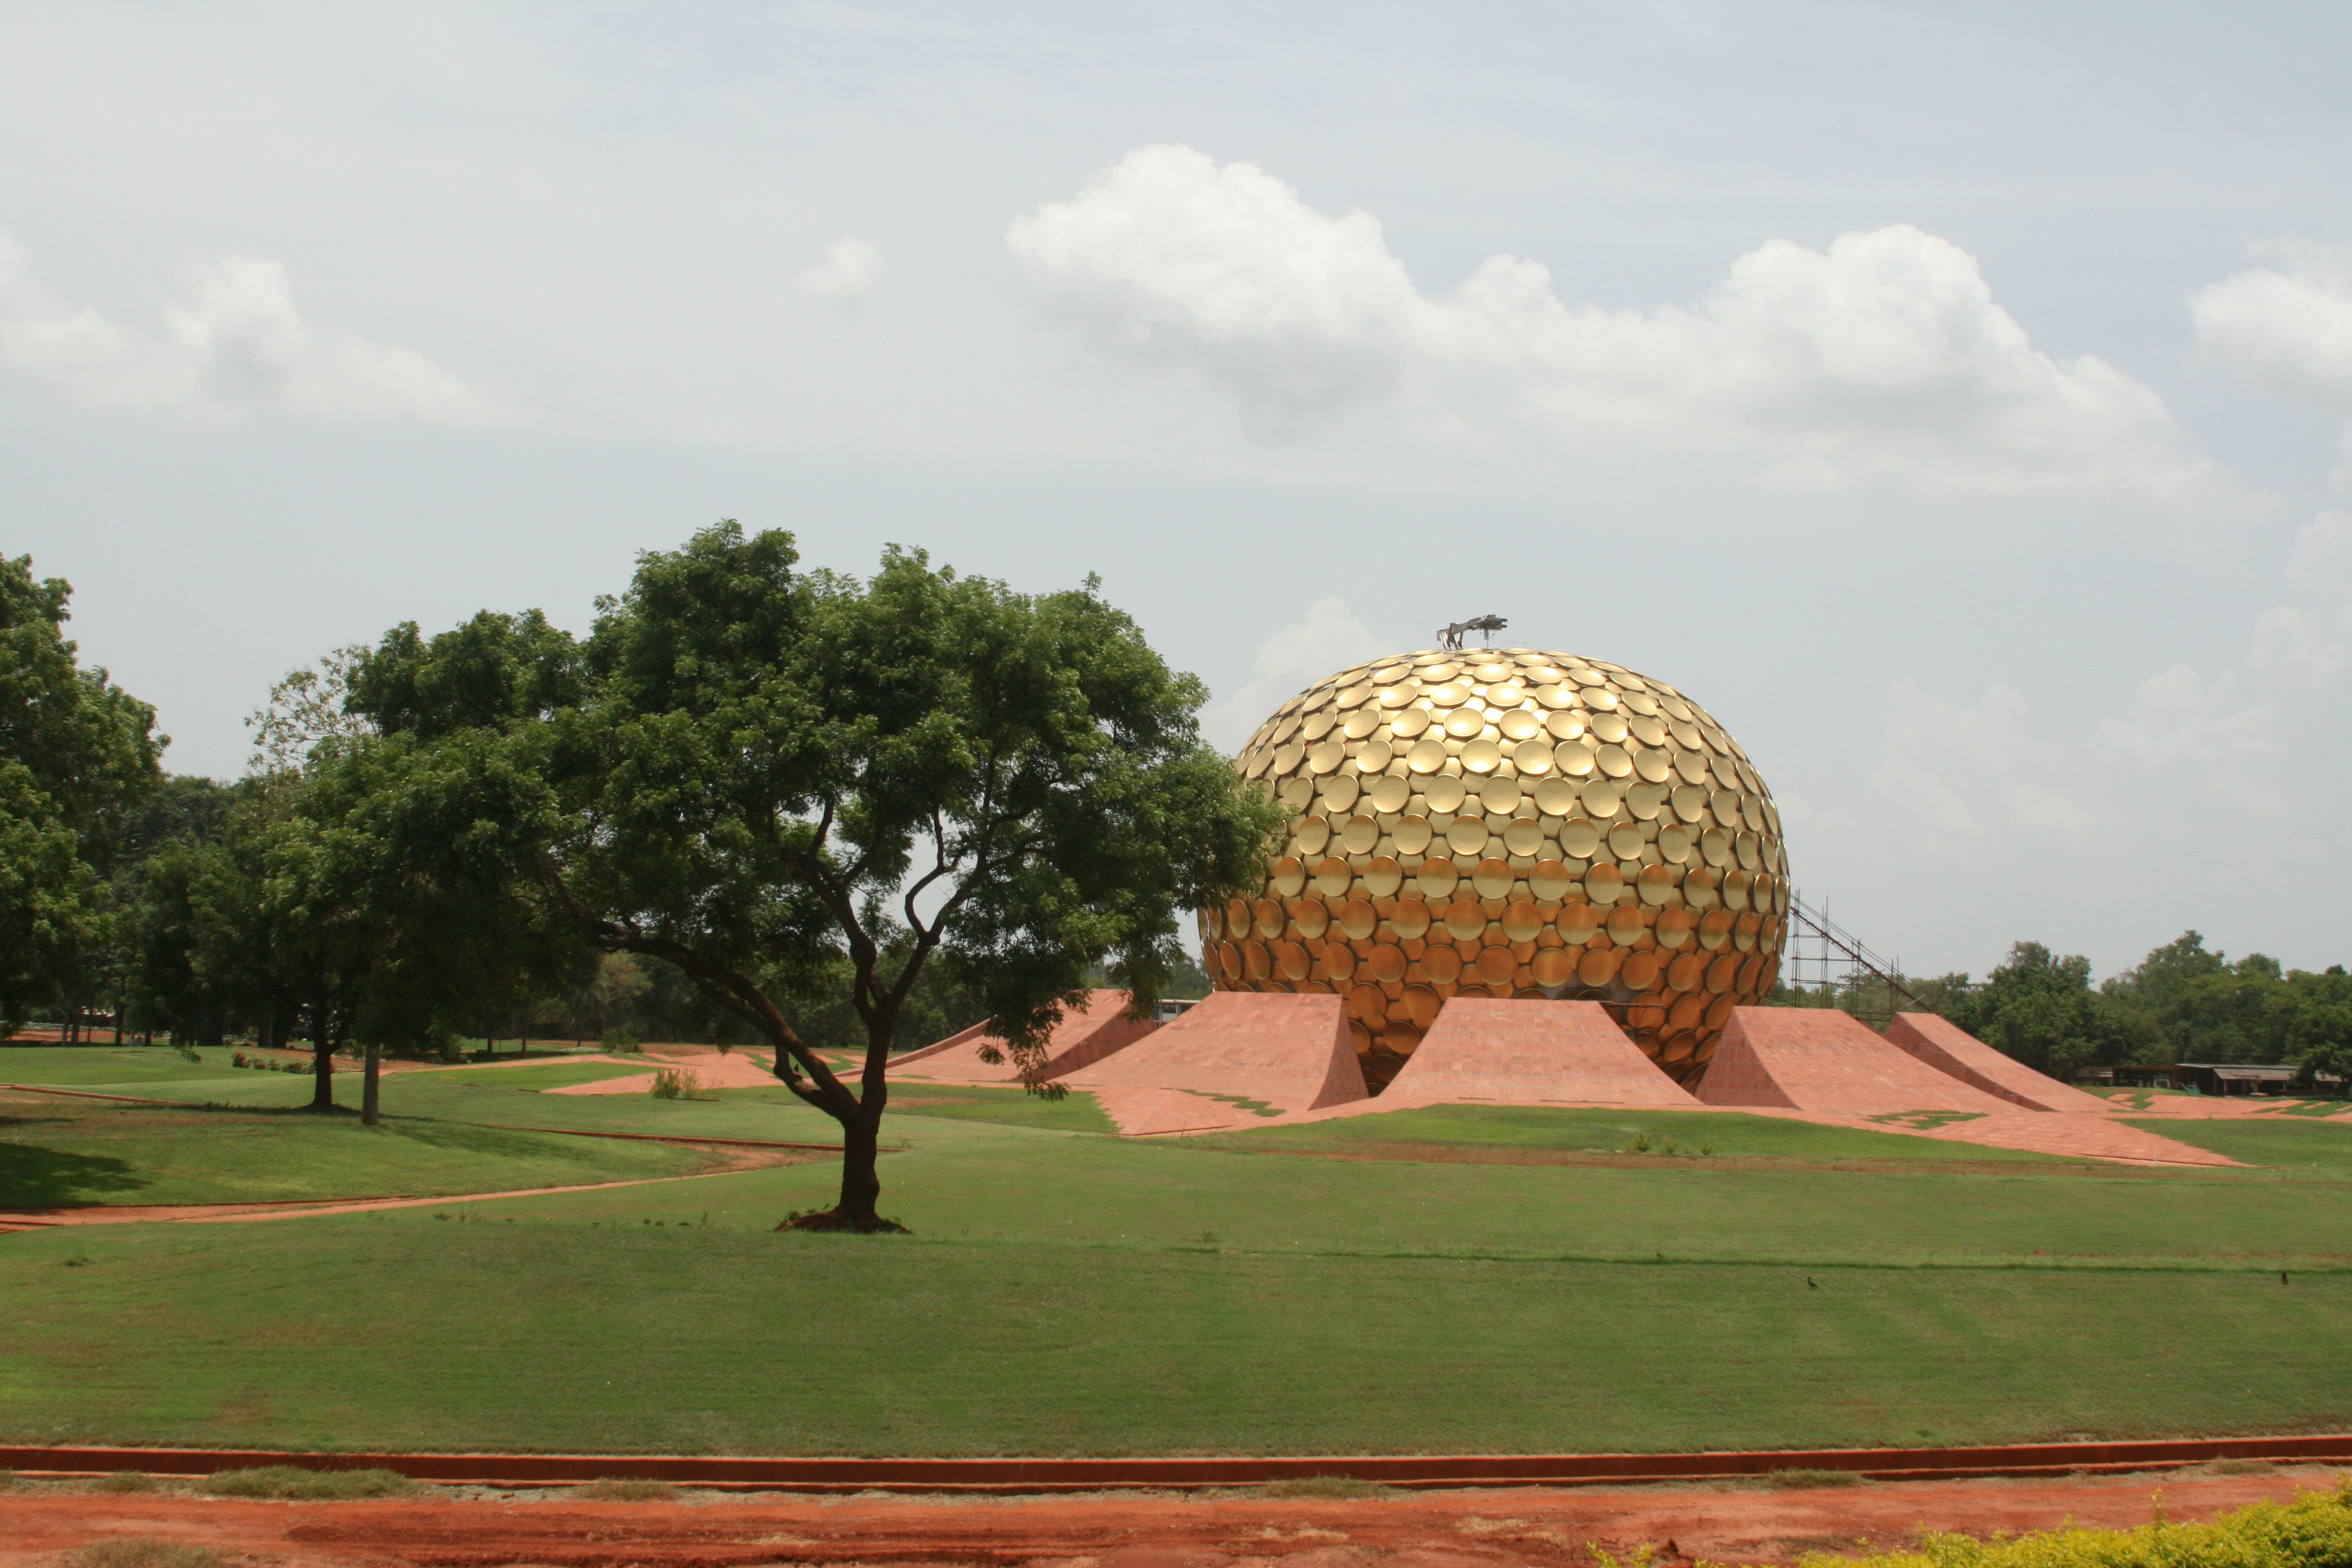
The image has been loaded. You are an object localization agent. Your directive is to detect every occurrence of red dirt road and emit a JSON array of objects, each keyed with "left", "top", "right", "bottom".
[{"left": 1, "top": 1468, "right": 2338, "bottom": 1568}]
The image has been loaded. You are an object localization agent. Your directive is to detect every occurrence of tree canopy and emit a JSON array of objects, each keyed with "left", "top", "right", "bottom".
[{"left": 346, "top": 522, "right": 1283, "bottom": 1226}]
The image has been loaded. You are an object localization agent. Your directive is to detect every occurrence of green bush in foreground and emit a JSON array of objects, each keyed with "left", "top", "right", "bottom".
[
  {"left": 202, "top": 1465, "right": 417, "bottom": 1500},
  {"left": 74, "top": 1543, "right": 221, "bottom": 1568},
  {"left": 1799, "top": 1481, "right": 2352, "bottom": 1568}
]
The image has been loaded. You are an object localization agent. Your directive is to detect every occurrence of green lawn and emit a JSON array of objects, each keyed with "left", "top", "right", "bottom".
[
  {"left": 887, "top": 1082, "right": 1118, "bottom": 1134},
  {"left": 7, "top": 1054, "right": 2352, "bottom": 1457}
]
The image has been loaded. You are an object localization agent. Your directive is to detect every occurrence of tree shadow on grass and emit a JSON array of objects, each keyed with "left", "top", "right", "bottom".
[{"left": 0, "top": 1140, "right": 148, "bottom": 1206}]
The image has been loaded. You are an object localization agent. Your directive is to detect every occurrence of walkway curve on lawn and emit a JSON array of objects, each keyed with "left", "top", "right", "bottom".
[{"left": 2, "top": 1432, "right": 2350, "bottom": 1492}]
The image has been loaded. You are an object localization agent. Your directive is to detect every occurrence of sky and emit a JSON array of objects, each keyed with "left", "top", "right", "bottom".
[{"left": 7, "top": 3, "right": 2352, "bottom": 980}]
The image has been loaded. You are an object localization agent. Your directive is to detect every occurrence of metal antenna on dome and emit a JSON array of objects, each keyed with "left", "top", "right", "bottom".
[{"left": 1436, "top": 613, "right": 1508, "bottom": 652}]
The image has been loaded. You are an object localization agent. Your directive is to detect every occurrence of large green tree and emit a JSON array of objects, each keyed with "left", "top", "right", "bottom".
[
  {"left": 0, "top": 555, "right": 162, "bottom": 1031},
  {"left": 350, "top": 523, "right": 1280, "bottom": 1228}
]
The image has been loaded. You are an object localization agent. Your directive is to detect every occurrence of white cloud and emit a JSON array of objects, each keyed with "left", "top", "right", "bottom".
[
  {"left": 1009, "top": 145, "right": 2220, "bottom": 498},
  {"left": 1201, "top": 595, "right": 1380, "bottom": 751},
  {"left": 2192, "top": 246, "right": 2352, "bottom": 409},
  {"left": 0, "top": 230, "right": 494, "bottom": 422},
  {"left": 795, "top": 235, "right": 881, "bottom": 302}
]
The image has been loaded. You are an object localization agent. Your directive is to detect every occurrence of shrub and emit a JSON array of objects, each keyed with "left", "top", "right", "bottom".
[
  {"left": 576, "top": 1477, "right": 676, "bottom": 1501},
  {"left": 602, "top": 1027, "right": 642, "bottom": 1054},
  {"left": 230, "top": 1051, "right": 247, "bottom": 1068},
  {"left": 1256, "top": 1475, "right": 1394, "bottom": 1498},
  {"left": 1797, "top": 1479, "right": 2352, "bottom": 1568},
  {"left": 92, "top": 1471, "right": 157, "bottom": 1492},
  {"left": 649, "top": 1068, "right": 702, "bottom": 1100},
  {"left": 203, "top": 1466, "right": 419, "bottom": 1500},
  {"left": 74, "top": 1541, "right": 222, "bottom": 1568}
]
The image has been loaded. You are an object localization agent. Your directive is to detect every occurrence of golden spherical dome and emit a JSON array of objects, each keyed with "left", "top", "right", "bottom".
[{"left": 1202, "top": 647, "right": 1789, "bottom": 1091}]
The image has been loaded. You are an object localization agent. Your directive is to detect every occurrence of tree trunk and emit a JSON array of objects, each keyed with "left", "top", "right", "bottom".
[
  {"left": 362, "top": 1039, "right": 381, "bottom": 1126},
  {"left": 777, "top": 1027, "right": 906, "bottom": 1233},
  {"left": 308, "top": 991, "right": 336, "bottom": 1111}
]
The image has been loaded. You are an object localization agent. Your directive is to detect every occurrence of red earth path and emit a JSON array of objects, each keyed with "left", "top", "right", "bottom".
[{"left": 0, "top": 1467, "right": 2339, "bottom": 1568}]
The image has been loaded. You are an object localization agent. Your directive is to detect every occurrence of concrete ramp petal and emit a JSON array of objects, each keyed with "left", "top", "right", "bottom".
[
  {"left": 1887, "top": 1012, "right": 2116, "bottom": 1112},
  {"left": 887, "top": 990, "right": 1157, "bottom": 1085},
  {"left": 1696, "top": 1007, "right": 2017, "bottom": 1114},
  {"left": 1065, "top": 991, "right": 1366, "bottom": 1124},
  {"left": 1384, "top": 999, "right": 1700, "bottom": 1108}
]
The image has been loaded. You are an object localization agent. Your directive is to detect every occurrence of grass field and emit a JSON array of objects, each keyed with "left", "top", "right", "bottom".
[{"left": 4, "top": 1042, "right": 2352, "bottom": 1458}]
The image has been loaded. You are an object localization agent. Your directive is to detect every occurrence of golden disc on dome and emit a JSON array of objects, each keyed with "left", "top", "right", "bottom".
[
  {"left": 1606, "top": 906, "right": 1646, "bottom": 946},
  {"left": 1555, "top": 739, "right": 1598, "bottom": 777},
  {"left": 1443, "top": 707, "right": 1487, "bottom": 739},
  {"left": 1216, "top": 940, "right": 1241, "bottom": 981},
  {"left": 1474, "top": 858, "right": 1514, "bottom": 898},
  {"left": 1533, "top": 777, "right": 1581, "bottom": 816},
  {"left": 1621, "top": 950, "right": 1663, "bottom": 991},
  {"left": 1733, "top": 911, "right": 1762, "bottom": 952},
  {"left": 1252, "top": 898, "right": 1283, "bottom": 938},
  {"left": 1337, "top": 898, "right": 1377, "bottom": 941},
  {"left": 1392, "top": 814, "right": 1434, "bottom": 855},
  {"left": 1579, "top": 946, "right": 1622, "bottom": 987},
  {"left": 1324, "top": 942, "right": 1357, "bottom": 982},
  {"left": 1371, "top": 662, "right": 1413, "bottom": 684},
  {"left": 1698, "top": 910, "right": 1734, "bottom": 951},
  {"left": 1342, "top": 708, "right": 1383, "bottom": 740},
  {"left": 1607, "top": 819, "right": 1644, "bottom": 860},
  {"left": 1531, "top": 947, "right": 1576, "bottom": 987},
  {"left": 1545, "top": 708, "right": 1589, "bottom": 741},
  {"left": 1444, "top": 899, "right": 1488, "bottom": 941},
  {"left": 1388, "top": 705, "right": 1432, "bottom": 738},
  {"left": 1341, "top": 814, "right": 1379, "bottom": 855},
  {"left": 1622, "top": 691, "right": 1660, "bottom": 717},
  {"left": 1595, "top": 743, "right": 1633, "bottom": 780},
  {"left": 1743, "top": 794, "right": 1767, "bottom": 832},
  {"left": 1501, "top": 900, "right": 1544, "bottom": 942},
  {"left": 1423, "top": 775, "right": 1468, "bottom": 813},
  {"left": 1390, "top": 898, "right": 1432, "bottom": 939},
  {"left": 1376, "top": 684, "right": 1419, "bottom": 710},
  {"left": 1272, "top": 743, "right": 1304, "bottom": 775},
  {"left": 1661, "top": 1033, "right": 1696, "bottom": 1064},
  {"left": 1274, "top": 941, "right": 1311, "bottom": 982},
  {"left": 1295, "top": 898, "right": 1331, "bottom": 939},
  {"left": 1307, "top": 740, "right": 1347, "bottom": 775},
  {"left": 1397, "top": 984, "right": 1440, "bottom": 1029},
  {"left": 1589, "top": 712, "right": 1629, "bottom": 745},
  {"left": 1422, "top": 945, "right": 1463, "bottom": 982},
  {"left": 1271, "top": 855, "right": 1307, "bottom": 897},
  {"left": 1446, "top": 817, "right": 1491, "bottom": 855},
  {"left": 1672, "top": 783, "right": 1708, "bottom": 823},
  {"left": 1363, "top": 855, "right": 1403, "bottom": 898},
  {"left": 1536, "top": 684, "right": 1578, "bottom": 710},
  {"left": 1503, "top": 817, "right": 1543, "bottom": 857},
  {"left": 1416, "top": 857, "right": 1461, "bottom": 899},
  {"left": 1367, "top": 943, "right": 1407, "bottom": 983},
  {"left": 1480, "top": 775, "right": 1523, "bottom": 815},
  {"left": 1633, "top": 747, "right": 1671, "bottom": 784},
  {"left": 1668, "top": 717, "right": 1702, "bottom": 750},
  {"left": 1226, "top": 895, "right": 1252, "bottom": 932},
  {"left": 1700, "top": 827, "right": 1732, "bottom": 867},
  {"left": 1672, "top": 749, "right": 1708, "bottom": 786},
  {"left": 1721, "top": 868, "right": 1751, "bottom": 912},
  {"left": 1683, "top": 866, "right": 1720, "bottom": 909},
  {"left": 1711, "top": 753, "right": 1739, "bottom": 788},
  {"left": 1426, "top": 682, "right": 1469, "bottom": 708},
  {"left": 1475, "top": 946, "right": 1517, "bottom": 987},
  {"left": 1655, "top": 906, "right": 1695, "bottom": 950},
  {"left": 1406, "top": 738, "right": 1448, "bottom": 773},
  {"left": 1657, "top": 823, "right": 1694, "bottom": 863},
  {"left": 1294, "top": 816, "right": 1332, "bottom": 855},
  {"left": 1628, "top": 713, "right": 1667, "bottom": 748},
  {"left": 1300, "top": 710, "right": 1336, "bottom": 742},
  {"left": 1558, "top": 902, "right": 1601, "bottom": 942},
  {"left": 1667, "top": 956, "right": 1707, "bottom": 998},
  {"left": 1243, "top": 941, "right": 1272, "bottom": 981},
  {"left": 1336, "top": 686, "right": 1378, "bottom": 714},
  {"left": 1356, "top": 739, "right": 1394, "bottom": 773},
  {"left": 1241, "top": 748, "right": 1272, "bottom": 780},
  {"left": 1736, "top": 832, "right": 1762, "bottom": 872},
  {"left": 1512, "top": 738, "right": 1555, "bottom": 774},
  {"left": 1570, "top": 667, "right": 1608, "bottom": 687},
  {"left": 1558, "top": 816, "right": 1601, "bottom": 858},
  {"left": 1638, "top": 864, "right": 1676, "bottom": 906},
  {"left": 1315, "top": 856, "right": 1354, "bottom": 898},
  {"left": 1660, "top": 695, "right": 1694, "bottom": 722},
  {"left": 1498, "top": 708, "right": 1542, "bottom": 741},
  {"left": 1626, "top": 782, "right": 1667, "bottom": 821},
  {"left": 1321, "top": 773, "right": 1360, "bottom": 813},
  {"left": 1486, "top": 683, "right": 1526, "bottom": 709},
  {"left": 1586, "top": 862, "right": 1626, "bottom": 904},
  {"left": 1272, "top": 715, "right": 1302, "bottom": 747},
  {"left": 1278, "top": 776, "right": 1315, "bottom": 810},
  {"left": 1529, "top": 858, "right": 1575, "bottom": 900},
  {"left": 1582, "top": 779, "right": 1624, "bottom": 817},
  {"left": 1707, "top": 951, "right": 1740, "bottom": 991},
  {"left": 1367, "top": 775, "right": 1412, "bottom": 815},
  {"left": 1344, "top": 980, "right": 1382, "bottom": 1018}
]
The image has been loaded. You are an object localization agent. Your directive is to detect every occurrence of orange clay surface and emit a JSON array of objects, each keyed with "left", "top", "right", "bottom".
[{"left": 0, "top": 1467, "right": 2339, "bottom": 1567}]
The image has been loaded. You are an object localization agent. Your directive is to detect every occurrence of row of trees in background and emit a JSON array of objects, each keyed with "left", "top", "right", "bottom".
[
  {"left": 5, "top": 526, "right": 1276, "bottom": 1227},
  {"left": 1783, "top": 936, "right": 2352, "bottom": 1086}
]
